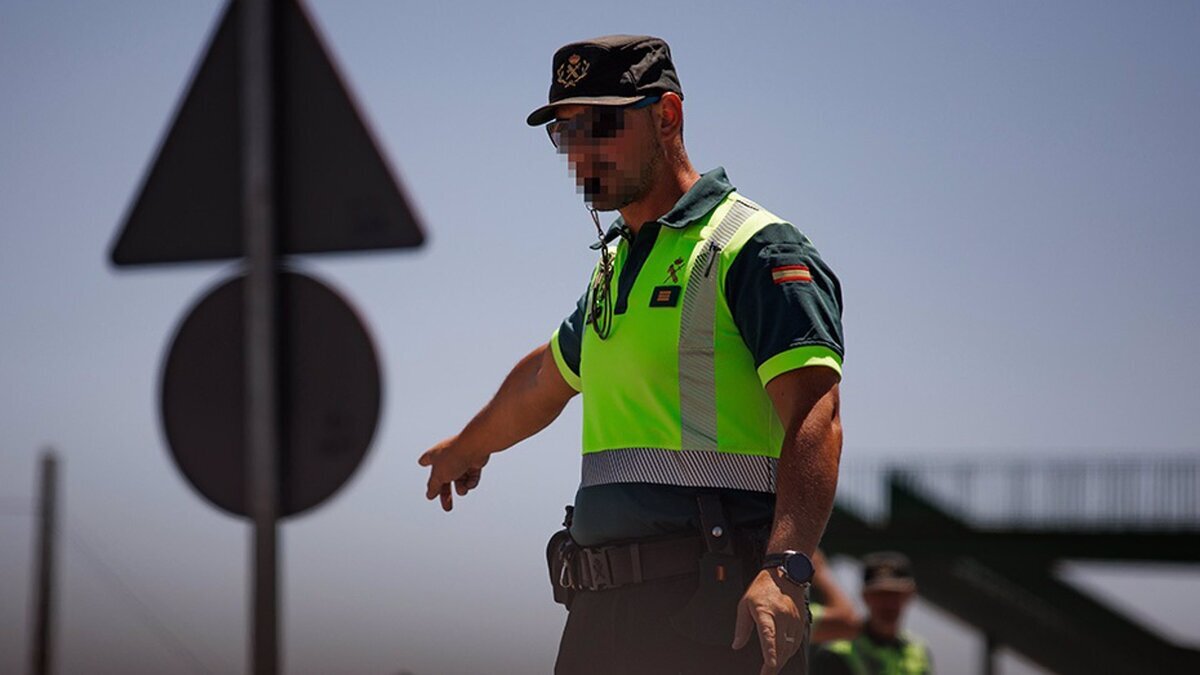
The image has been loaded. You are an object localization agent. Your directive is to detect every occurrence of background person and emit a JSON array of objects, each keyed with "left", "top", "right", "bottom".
[{"left": 811, "top": 552, "right": 933, "bottom": 675}]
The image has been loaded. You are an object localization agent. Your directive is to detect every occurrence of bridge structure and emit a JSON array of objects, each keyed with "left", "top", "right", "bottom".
[{"left": 822, "top": 453, "right": 1200, "bottom": 675}]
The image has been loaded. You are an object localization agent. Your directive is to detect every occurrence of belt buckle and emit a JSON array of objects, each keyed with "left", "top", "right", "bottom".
[{"left": 582, "top": 546, "right": 614, "bottom": 591}]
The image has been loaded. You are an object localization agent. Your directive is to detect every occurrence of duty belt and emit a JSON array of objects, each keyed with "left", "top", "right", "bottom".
[
  {"left": 562, "top": 536, "right": 708, "bottom": 592},
  {"left": 557, "top": 494, "right": 770, "bottom": 593}
]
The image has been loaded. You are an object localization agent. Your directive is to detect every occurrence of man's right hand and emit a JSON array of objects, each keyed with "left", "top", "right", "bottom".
[
  {"left": 418, "top": 436, "right": 489, "bottom": 512},
  {"left": 415, "top": 343, "right": 576, "bottom": 512}
]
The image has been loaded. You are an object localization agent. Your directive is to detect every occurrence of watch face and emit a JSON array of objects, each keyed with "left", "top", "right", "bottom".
[{"left": 784, "top": 553, "right": 814, "bottom": 584}]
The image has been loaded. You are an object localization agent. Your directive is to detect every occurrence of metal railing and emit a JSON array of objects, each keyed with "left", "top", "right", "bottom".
[{"left": 835, "top": 452, "right": 1200, "bottom": 531}]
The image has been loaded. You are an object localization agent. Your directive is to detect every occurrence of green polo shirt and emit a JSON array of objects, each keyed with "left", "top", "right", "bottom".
[
  {"left": 553, "top": 168, "right": 844, "bottom": 546},
  {"left": 812, "top": 629, "right": 934, "bottom": 675}
]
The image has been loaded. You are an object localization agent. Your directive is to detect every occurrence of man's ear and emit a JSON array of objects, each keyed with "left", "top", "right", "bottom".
[{"left": 658, "top": 92, "right": 684, "bottom": 137}]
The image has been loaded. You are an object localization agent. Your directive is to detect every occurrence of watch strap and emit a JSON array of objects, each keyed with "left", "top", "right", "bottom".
[{"left": 762, "top": 552, "right": 789, "bottom": 568}]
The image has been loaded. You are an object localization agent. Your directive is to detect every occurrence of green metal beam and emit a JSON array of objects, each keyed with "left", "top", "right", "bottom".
[{"left": 822, "top": 481, "right": 1200, "bottom": 674}]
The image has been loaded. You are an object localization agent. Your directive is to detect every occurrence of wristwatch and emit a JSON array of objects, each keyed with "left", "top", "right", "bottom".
[{"left": 762, "top": 550, "right": 815, "bottom": 586}]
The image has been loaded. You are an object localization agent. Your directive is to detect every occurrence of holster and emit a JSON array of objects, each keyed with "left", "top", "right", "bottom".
[{"left": 669, "top": 493, "right": 766, "bottom": 647}]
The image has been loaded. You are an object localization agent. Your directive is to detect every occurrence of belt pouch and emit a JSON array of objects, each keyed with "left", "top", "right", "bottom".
[{"left": 546, "top": 506, "right": 577, "bottom": 608}]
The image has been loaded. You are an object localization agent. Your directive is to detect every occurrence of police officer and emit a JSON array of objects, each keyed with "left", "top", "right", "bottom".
[
  {"left": 419, "top": 35, "right": 845, "bottom": 675},
  {"left": 811, "top": 553, "right": 933, "bottom": 675}
]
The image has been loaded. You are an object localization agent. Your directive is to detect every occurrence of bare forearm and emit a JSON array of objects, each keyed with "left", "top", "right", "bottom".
[
  {"left": 454, "top": 343, "right": 575, "bottom": 458},
  {"left": 769, "top": 424, "right": 839, "bottom": 554},
  {"left": 765, "top": 371, "right": 842, "bottom": 555},
  {"left": 736, "top": 370, "right": 841, "bottom": 672},
  {"left": 810, "top": 551, "right": 861, "bottom": 641}
]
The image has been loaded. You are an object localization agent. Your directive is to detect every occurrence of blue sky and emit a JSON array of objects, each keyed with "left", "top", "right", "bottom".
[{"left": 2, "top": 1, "right": 1198, "bottom": 673}]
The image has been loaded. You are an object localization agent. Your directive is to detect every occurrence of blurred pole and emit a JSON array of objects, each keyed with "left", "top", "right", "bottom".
[
  {"left": 983, "top": 632, "right": 998, "bottom": 675},
  {"left": 30, "top": 450, "right": 59, "bottom": 675},
  {"left": 241, "top": 0, "right": 281, "bottom": 673}
]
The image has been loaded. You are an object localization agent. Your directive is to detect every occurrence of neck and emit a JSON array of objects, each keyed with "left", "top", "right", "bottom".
[
  {"left": 865, "top": 617, "right": 900, "bottom": 642},
  {"left": 619, "top": 160, "right": 701, "bottom": 235}
]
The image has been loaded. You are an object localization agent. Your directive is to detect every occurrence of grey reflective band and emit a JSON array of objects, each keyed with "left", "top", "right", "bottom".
[
  {"left": 677, "top": 198, "right": 758, "bottom": 451},
  {"left": 581, "top": 448, "right": 778, "bottom": 492}
]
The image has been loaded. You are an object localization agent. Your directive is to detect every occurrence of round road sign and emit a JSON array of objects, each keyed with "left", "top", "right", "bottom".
[{"left": 161, "top": 270, "right": 381, "bottom": 518}]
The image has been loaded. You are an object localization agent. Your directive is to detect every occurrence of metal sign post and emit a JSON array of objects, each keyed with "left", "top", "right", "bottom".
[
  {"left": 30, "top": 450, "right": 59, "bottom": 675},
  {"left": 109, "top": 1, "right": 425, "bottom": 672},
  {"left": 240, "top": 1, "right": 281, "bottom": 672}
]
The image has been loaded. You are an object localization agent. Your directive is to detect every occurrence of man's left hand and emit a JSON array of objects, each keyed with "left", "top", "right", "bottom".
[{"left": 732, "top": 567, "right": 809, "bottom": 675}]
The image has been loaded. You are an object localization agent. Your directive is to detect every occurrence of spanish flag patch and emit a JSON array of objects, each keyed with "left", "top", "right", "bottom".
[{"left": 771, "top": 264, "right": 813, "bottom": 285}]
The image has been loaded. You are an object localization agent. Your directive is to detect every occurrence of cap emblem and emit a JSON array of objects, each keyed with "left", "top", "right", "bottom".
[{"left": 556, "top": 54, "right": 590, "bottom": 88}]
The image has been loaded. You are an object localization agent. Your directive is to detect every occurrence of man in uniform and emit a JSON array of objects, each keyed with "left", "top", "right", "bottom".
[
  {"left": 811, "top": 552, "right": 933, "bottom": 675},
  {"left": 419, "top": 35, "right": 845, "bottom": 674}
]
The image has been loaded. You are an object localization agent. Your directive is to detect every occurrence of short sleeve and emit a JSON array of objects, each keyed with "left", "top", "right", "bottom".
[
  {"left": 550, "top": 288, "right": 587, "bottom": 392},
  {"left": 725, "top": 222, "right": 845, "bottom": 386}
]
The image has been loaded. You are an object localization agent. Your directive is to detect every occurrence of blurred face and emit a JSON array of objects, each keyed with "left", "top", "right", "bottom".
[
  {"left": 862, "top": 587, "right": 914, "bottom": 628},
  {"left": 548, "top": 100, "right": 663, "bottom": 211}
]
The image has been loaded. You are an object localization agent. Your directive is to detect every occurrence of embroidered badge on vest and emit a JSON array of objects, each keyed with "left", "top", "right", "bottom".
[
  {"left": 771, "top": 264, "right": 812, "bottom": 284},
  {"left": 663, "top": 257, "right": 685, "bottom": 284},
  {"left": 649, "top": 285, "right": 681, "bottom": 307}
]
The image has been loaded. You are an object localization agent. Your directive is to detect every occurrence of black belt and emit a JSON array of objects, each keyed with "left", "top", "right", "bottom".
[
  {"left": 564, "top": 535, "right": 708, "bottom": 592},
  {"left": 556, "top": 494, "right": 770, "bottom": 594}
]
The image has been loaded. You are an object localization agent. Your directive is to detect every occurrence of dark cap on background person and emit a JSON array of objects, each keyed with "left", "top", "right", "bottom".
[
  {"left": 526, "top": 34, "right": 683, "bottom": 126},
  {"left": 862, "top": 551, "right": 917, "bottom": 592}
]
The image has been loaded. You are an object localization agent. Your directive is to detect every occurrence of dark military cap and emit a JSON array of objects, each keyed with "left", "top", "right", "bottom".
[
  {"left": 862, "top": 551, "right": 917, "bottom": 592},
  {"left": 526, "top": 34, "right": 683, "bottom": 126}
]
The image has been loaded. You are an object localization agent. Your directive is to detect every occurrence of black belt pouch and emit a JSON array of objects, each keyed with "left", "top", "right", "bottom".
[{"left": 546, "top": 506, "right": 577, "bottom": 608}]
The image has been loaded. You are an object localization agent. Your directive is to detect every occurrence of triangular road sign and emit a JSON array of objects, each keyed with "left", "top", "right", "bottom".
[{"left": 111, "top": 0, "right": 424, "bottom": 266}]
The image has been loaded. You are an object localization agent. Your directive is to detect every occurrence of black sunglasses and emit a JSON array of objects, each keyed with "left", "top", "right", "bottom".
[{"left": 546, "top": 95, "right": 661, "bottom": 149}]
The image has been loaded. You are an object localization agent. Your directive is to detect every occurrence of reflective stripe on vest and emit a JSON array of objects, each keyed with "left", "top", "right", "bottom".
[
  {"left": 579, "top": 195, "right": 780, "bottom": 493},
  {"left": 678, "top": 199, "right": 756, "bottom": 449}
]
